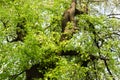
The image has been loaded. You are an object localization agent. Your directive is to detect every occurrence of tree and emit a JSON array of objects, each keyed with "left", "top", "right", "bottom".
[{"left": 0, "top": 0, "right": 120, "bottom": 80}]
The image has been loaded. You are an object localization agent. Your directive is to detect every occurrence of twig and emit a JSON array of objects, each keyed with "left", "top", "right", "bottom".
[
  {"left": 103, "top": 59, "right": 115, "bottom": 80},
  {"left": 93, "top": 61, "right": 98, "bottom": 80},
  {"left": 107, "top": 14, "right": 120, "bottom": 16},
  {"left": 109, "top": 16, "right": 120, "bottom": 19},
  {"left": 9, "top": 70, "right": 25, "bottom": 80}
]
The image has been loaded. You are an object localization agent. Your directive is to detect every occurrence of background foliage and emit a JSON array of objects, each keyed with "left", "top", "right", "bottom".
[{"left": 0, "top": 0, "right": 120, "bottom": 80}]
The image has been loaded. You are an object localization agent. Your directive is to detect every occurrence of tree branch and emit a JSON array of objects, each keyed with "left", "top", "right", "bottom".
[
  {"left": 9, "top": 70, "right": 25, "bottom": 80},
  {"left": 109, "top": 16, "right": 120, "bottom": 19},
  {"left": 103, "top": 59, "right": 115, "bottom": 80},
  {"left": 107, "top": 14, "right": 120, "bottom": 16}
]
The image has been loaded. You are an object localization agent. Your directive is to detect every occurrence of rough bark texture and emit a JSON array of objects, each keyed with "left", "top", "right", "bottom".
[
  {"left": 61, "top": 0, "right": 84, "bottom": 33},
  {"left": 60, "top": 0, "right": 84, "bottom": 41}
]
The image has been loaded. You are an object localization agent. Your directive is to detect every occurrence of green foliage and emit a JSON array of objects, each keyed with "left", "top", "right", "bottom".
[
  {"left": 0, "top": 0, "right": 120, "bottom": 80},
  {"left": 45, "top": 58, "right": 89, "bottom": 80}
]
